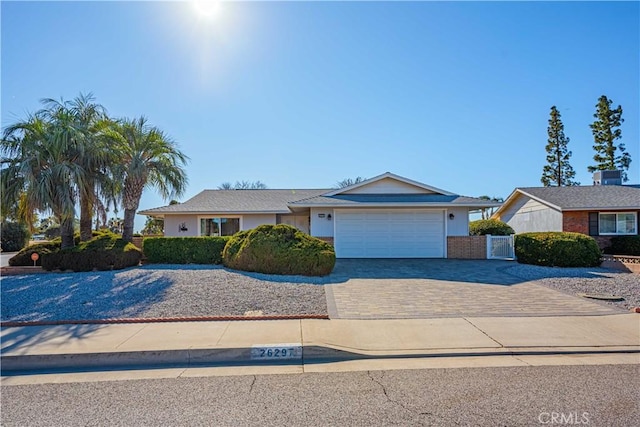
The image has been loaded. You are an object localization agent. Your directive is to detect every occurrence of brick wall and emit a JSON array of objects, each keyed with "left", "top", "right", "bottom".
[
  {"left": 562, "top": 211, "right": 589, "bottom": 234},
  {"left": 447, "top": 236, "right": 486, "bottom": 259}
]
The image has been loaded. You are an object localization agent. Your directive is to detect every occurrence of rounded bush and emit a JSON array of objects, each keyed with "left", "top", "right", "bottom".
[
  {"left": 469, "top": 219, "right": 514, "bottom": 236},
  {"left": 1, "top": 221, "right": 31, "bottom": 252},
  {"left": 223, "top": 224, "right": 336, "bottom": 276},
  {"left": 515, "top": 232, "right": 601, "bottom": 267},
  {"left": 41, "top": 232, "right": 142, "bottom": 272},
  {"left": 9, "top": 240, "right": 60, "bottom": 266}
]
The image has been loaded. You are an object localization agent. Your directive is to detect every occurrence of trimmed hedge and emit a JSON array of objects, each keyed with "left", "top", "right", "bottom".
[
  {"left": 41, "top": 232, "right": 142, "bottom": 272},
  {"left": 223, "top": 224, "right": 336, "bottom": 276},
  {"left": 469, "top": 219, "right": 514, "bottom": 236},
  {"left": 515, "top": 232, "right": 601, "bottom": 267},
  {"left": 1, "top": 221, "right": 31, "bottom": 252},
  {"left": 143, "top": 236, "right": 230, "bottom": 264},
  {"left": 606, "top": 236, "right": 640, "bottom": 256}
]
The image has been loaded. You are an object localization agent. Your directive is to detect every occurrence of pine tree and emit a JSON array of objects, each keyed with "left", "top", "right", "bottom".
[
  {"left": 588, "top": 95, "right": 631, "bottom": 181},
  {"left": 541, "top": 106, "right": 578, "bottom": 186}
]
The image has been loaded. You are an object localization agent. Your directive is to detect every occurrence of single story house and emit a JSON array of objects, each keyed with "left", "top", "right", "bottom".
[
  {"left": 492, "top": 174, "right": 640, "bottom": 248},
  {"left": 139, "top": 172, "right": 500, "bottom": 258}
]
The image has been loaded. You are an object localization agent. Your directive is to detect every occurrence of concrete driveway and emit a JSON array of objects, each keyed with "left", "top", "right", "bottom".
[{"left": 325, "top": 259, "right": 622, "bottom": 319}]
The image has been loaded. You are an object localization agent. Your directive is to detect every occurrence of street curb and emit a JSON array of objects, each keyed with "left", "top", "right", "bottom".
[
  {"left": 3, "top": 346, "right": 640, "bottom": 375},
  {"left": 0, "top": 314, "right": 329, "bottom": 328}
]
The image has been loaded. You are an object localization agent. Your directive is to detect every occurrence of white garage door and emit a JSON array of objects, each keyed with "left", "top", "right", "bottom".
[{"left": 334, "top": 209, "right": 445, "bottom": 258}]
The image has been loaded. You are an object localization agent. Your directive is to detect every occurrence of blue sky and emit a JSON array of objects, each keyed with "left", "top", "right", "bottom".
[{"left": 2, "top": 1, "right": 639, "bottom": 232}]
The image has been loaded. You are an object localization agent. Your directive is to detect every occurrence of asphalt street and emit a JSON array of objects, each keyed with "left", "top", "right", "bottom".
[
  {"left": 2, "top": 364, "right": 638, "bottom": 426},
  {"left": 1, "top": 252, "right": 16, "bottom": 267}
]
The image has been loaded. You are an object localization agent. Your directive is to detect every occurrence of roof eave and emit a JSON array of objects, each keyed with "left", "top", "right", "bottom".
[
  {"left": 287, "top": 202, "right": 501, "bottom": 209},
  {"left": 138, "top": 209, "right": 293, "bottom": 216}
]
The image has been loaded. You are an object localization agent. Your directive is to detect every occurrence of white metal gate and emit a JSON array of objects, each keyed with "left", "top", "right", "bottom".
[{"left": 487, "top": 235, "right": 515, "bottom": 260}]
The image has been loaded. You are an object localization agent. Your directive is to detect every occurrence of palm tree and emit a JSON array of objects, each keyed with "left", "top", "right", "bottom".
[
  {"left": 106, "top": 117, "right": 188, "bottom": 242},
  {"left": 39, "top": 93, "right": 111, "bottom": 241},
  {"left": 1, "top": 113, "right": 81, "bottom": 249}
]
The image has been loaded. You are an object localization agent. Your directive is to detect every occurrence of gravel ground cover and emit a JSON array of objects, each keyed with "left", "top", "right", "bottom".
[
  {"left": 0, "top": 265, "right": 327, "bottom": 322},
  {"left": 505, "top": 264, "right": 640, "bottom": 311}
]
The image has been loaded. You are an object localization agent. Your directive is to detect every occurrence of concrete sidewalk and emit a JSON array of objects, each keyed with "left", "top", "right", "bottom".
[{"left": 2, "top": 314, "right": 639, "bottom": 374}]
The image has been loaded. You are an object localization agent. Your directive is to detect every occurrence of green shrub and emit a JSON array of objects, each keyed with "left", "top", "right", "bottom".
[
  {"left": 9, "top": 240, "right": 61, "bottom": 266},
  {"left": 223, "top": 224, "right": 336, "bottom": 276},
  {"left": 515, "top": 232, "right": 601, "bottom": 267},
  {"left": 606, "top": 236, "right": 640, "bottom": 256},
  {"left": 143, "top": 236, "right": 230, "bottom": 264},
  {"left": 1, "top": 221, "right": 31, "bottom": 252},
  {"left": 469, "top": 219, "right": 514, "bottom": 236},
  {"left": 41, "top": 232, "right": 142, "bottom": 272}
]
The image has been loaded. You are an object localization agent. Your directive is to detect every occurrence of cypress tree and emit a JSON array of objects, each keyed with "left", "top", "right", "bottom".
[
  {"left": 588, "top": 95, "right": 631, "bottom": 181},
  {"left": 541, "top": 106, "right": 578, "bottom": 186}
]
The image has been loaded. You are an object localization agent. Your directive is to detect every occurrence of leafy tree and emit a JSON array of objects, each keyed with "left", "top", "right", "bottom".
[
  {"left": 105, "top": 116, "right": 189, "bottom": 242},
  {"left": 541, "top": 106, "right": 578, "bottom": 187},
  {"left": 107, "top": 217, "right": 124, "bottom": 234},
  {"left": 218, "top": 181, "right": 267, "bottom": 190},
  {"left": 477, "top": 195, "right": 503, "bottom": 219},
  {"left": 336, "top": 176, "right": 366, "bottom": 188},
  {"left": 141, "top": 216, "right": 164, "bottom": 235},
  {"left": 0, "top": 221, "right": 31, "bottom": 252},
  {"left": 588, "top": 95, "right": 631, "bottom": 181}
]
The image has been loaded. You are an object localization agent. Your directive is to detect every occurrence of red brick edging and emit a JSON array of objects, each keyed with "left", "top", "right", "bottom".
[{"left": 1, "top": 314, "right": 329, "bottom": 328}]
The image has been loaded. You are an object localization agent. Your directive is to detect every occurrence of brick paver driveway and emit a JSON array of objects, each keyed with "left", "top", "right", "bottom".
[{"left": 324, "top": 259, "right": 621, "bottom": 319}]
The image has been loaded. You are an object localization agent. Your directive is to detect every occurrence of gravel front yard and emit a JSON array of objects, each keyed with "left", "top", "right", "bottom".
[
  {"left": 2, "top": 262, "right": 638, "bottom": 323},
  {"left": 506, "top": 264, "right": 640, "bottom": 311},
  {"left": 1, "top": 265, "right": 327, "bottom": 322}
]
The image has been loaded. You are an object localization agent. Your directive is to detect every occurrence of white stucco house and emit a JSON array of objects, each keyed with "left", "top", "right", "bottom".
[{"left": 139, "top": 172, "right": 500, "bottom": 258}]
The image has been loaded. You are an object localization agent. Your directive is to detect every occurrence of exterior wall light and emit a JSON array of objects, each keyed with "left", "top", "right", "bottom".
[
  {"left": 179, "top": 222, "right": 188, "bottom": 232},
  {"left": 449, "top": 213, "right": 455, "bottom": 220},
  {"left": 327, "top": 214, "right": 332, "bottom": 220}
]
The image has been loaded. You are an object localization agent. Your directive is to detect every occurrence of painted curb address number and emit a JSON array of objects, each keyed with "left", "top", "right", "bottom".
[{"left": 251, "top": 344, "right": 302, "bottom": 360}]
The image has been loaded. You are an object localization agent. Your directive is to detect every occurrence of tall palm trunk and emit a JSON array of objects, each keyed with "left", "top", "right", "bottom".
[
  {"left": 79, "top": 180, "right": 94, "bottom": 241},
  {"left": 122, "top": 208, "right": 137, "bottom": 242},
  {"left": 122, "top": 179, "right": 143, "bottom": 242},
  {"left": 60, "top": 215, "right": 75, "bottom": 249}
]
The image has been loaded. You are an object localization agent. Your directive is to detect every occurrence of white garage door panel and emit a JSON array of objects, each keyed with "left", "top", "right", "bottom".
[{"left": 335, "top": 209, "right": 445, "bottom": 258}]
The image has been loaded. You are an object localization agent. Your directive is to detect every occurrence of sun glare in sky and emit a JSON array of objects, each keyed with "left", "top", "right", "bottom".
[{"left": 192, "top": 1, "right": 222, "bottom": 20}]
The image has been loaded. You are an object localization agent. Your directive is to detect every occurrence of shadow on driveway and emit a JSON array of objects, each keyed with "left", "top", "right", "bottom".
[{"left": 211, "top": 258, "right": 619, "bottom": 286}]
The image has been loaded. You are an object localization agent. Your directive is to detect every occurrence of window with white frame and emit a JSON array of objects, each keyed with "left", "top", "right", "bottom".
[
  {"left": 598, "top": 212, "right": 637, "bottom": 235},
  {"left": 200, "top": 217, "right": 240, "bottom": 236}
]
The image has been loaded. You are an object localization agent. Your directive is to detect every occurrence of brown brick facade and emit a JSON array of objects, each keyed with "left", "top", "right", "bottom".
[
  {"left": 447, "top": 236, "right": 486, "bottom": 259},
  {"left": 562, "top": 210, "right": 639, "bottom": 250},
  {"left": 562, "top": 211, "right": 589, "bottom": 234}
]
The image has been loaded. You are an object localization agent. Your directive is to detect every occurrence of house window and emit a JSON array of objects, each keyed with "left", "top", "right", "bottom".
[
  {"left": 598, "top": 212, "right": 637, "bottom": 235},
  {"left": 200, "top": 218, "right": 240, "bottom": 236}
]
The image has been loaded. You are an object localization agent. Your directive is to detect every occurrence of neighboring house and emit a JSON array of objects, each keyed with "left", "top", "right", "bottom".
[
  {"left": 139, "top": 172, "right": 500, "bottom": 258},
  {"left": 492, "top": 172, "right": 640, "bottom": 249}
]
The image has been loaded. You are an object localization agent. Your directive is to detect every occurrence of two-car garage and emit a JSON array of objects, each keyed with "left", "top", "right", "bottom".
[{"left": 333, "top": 209, "right": 446, "bottom": 258}]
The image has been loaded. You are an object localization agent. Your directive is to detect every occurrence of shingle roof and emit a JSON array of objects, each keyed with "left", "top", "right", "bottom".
[
  {"left": 516, "top": 185, "right": 640, "bottom": 210},
  {"left": 139, "top": 189, "right": 330, "bottom": 215},
  {"left": 289, "top": 193, "right": 500, "bottom": 207}
]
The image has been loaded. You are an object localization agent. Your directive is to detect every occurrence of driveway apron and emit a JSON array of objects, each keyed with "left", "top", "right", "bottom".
[{"left": 325, "top": 259, "right": 622, "bottom": 319}]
